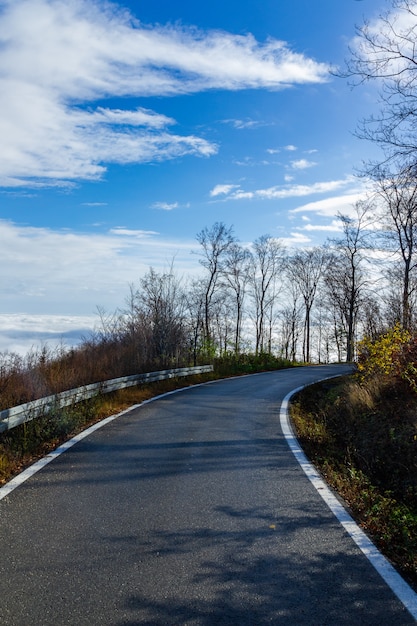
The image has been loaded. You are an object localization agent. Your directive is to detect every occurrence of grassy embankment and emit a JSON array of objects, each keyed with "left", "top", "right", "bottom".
[{"left": 291, "top": 350, "right": 417, "bottom": 588}]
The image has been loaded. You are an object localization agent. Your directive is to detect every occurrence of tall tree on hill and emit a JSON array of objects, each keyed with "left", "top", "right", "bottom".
[
  {"left": 286, "top": 248, "right": 329, "bottom": 362},
  {"left": 138, "top": 266, "right": 187, "bottom": 366},
  {"left": 249, "top": 235, "right": 285, "bottom": 355},
  {"left": 325, "top": 201, "right": 372, "bottom": 361},
  {"left": 280, "top": 279, "right": 302, "bottom": 361},
  {"left": 222, "top": 243, "right": 252, "bottom": 354},
  {"left": 345, "top": 0, "right": 417, "bottom": 167},
  {"left": 196, "top": 222, "right": 235, "bottom": 354},
  {"left": 373, "top": 164, "right": 417, "bottom": 330},
  {"left": 184, "top": 279, "right": 205, "bottom": 366}
]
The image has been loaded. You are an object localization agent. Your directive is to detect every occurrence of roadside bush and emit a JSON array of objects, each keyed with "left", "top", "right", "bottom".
[
  {"left": 296, "top": 376, "right": 417, "bottom": 502},
  {"left": 357, "top": 324, "right": 417, "bottom": 395},
  {"left": 0, "top": 333, "right": 193, "bottom": 412},
  {"left": 214, "top": 352, "right": 294, "bottom": 376},
  {"left": 357, "top": 324, "right": 411, "bottom": 379},
  {"left": 291, "top": 373, "right": 417, "bottom": 585}
]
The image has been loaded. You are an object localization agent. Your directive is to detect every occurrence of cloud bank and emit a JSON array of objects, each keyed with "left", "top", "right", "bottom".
[
  {"left": 209, "top": 177, "right": 358, "bottom": 201},
  {"left": 0, "top": 219, "right": 200, "bottom": 315},
  {"left": 0, "top": 0, "right": 331, "bottom": 187}
]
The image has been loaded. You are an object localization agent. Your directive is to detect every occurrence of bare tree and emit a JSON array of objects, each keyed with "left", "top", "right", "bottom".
[
  {"left": 222, "top": 243, "right": 252, "bottom": 354},
  {"left": 137, "top": 267, "right": 188, "bottom": 366},
  {"left": 196, "top": 222, "right": 235, "bottom": 353},
  {"left": 279, "top": 291, "right": 302, "bottom": 362},
  {"left": 184, "top": 279, "right": 205, "bottom": 366},
  {"left": 344, "top": 0, "right": 417, "bottom": 165},
  {"left": 211, "top": 290, "right": 235, "bottom": 355},
  {"left": 286, "top": 248, "right": 329, "bottom": 362},
  {"left": 325, "top": 201, "right": 373, "bottom": 360},
  {"left": 373, "top": 164, "right": 417, "bottom": 329},
  {"left": 361, "top": 294, "right": 386, "bottom": 339},
  {"left": 249, "top": 235, "right": 285, "bottom": 355}
]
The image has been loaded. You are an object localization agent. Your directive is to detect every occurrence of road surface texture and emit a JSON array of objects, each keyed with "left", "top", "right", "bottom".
[{"left": 0, "top": 365, "right": 415, "bottom": 625}]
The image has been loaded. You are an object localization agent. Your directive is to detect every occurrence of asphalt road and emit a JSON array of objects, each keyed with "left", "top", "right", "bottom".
[{"left": 0, "top": 365, "right": 415, "bottom": 625}]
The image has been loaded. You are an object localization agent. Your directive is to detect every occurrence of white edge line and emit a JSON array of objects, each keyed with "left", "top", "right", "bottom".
[
  {"left": 0, "top": 381, "right": 214, "bottom": 502},
  {"left": 280, "top": 381, "right": 417, "bottom": 621}
]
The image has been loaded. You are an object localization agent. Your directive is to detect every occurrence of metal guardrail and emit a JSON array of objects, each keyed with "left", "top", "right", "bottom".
[{"left": 0, "top": 365, "right": 214, "bottom": 433}]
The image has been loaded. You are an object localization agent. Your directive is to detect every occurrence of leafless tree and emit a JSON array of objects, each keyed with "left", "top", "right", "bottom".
[
  {"left": 211, "top": 290, "right": 235, "bottom": 355},
  {"left": 196, "top": 222, "right": 235, "bottom": 352},
  {"left": 184, "top": 279, "right": 206, "bottom": 366},
  {"left": 136, "top": 267, "right": 188, "bottom": 366},
  {"left": 373, "top": 164, "right": 417, "bottom": 329},
  {"left": 222, "top": 243, "right": 252, "bottom": 354},
  {"left": 286, "top": 248, "right": 329, "bottom": 362},
  {"left": 325, "top": 201, "right": 373, "bottom": 360},
  {"left": 249, "top": 235, "right": 285, "bottom": 355},
  {"left": 382, "top": 262, "right": 417, "bottom": 329},
  {"left": 361, "top": 295, "right": 386, "bottom": 339},
  {"left": 344, "top": 0, "right": 417, "bottom": 166},
  {"left": 279, "top": 281, "right": 302, "bottom": 361}
]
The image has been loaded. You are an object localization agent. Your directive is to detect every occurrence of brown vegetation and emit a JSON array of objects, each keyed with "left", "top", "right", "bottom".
[
  {"left": 0, "top": 350, "right": 292, "bottom": 486},
  {"left": 291, "top": 372, "right": 417, "bottom": 588}
]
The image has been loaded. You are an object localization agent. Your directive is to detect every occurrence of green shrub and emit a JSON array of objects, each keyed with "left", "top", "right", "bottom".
[{"left": 214, "top": 352, "right": 294, "bottom": 376}]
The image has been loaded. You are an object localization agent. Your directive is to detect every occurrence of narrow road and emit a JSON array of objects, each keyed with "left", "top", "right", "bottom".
[{"left": 0, "top": 365, "right": 415, "bottom": 625}]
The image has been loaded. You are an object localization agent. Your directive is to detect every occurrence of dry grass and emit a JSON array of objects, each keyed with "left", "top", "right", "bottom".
[
  {"left": 291, "top": 375, "right": 417, "bottom": 588},
  {"left": 0, "top": 336, "right": 197, "bottom": 412}
]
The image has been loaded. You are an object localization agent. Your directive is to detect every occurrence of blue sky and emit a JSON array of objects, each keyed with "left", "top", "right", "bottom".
[{"left": 0, "top": 0, "right": 389, "bottom": 352}]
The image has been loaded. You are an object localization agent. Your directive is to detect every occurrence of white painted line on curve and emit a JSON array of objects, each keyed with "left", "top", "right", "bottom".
[
  {"left": 280, "top": 385, "right": 417, "bottom": 622},
  {"left": 0, "top": 409, "right": 138, "bottom": 501},
  {"left": 0, "top": 380, "right": 215, "bottom": 502}
]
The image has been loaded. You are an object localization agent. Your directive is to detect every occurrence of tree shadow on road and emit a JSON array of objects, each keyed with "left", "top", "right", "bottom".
[{"left": 114, "top": 504, "right": 413, "bottom": 626}]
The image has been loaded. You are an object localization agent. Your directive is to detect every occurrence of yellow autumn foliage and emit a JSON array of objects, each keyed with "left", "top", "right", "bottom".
[{"left": 357, "top": 324, "right": 411, "bottom": 378}]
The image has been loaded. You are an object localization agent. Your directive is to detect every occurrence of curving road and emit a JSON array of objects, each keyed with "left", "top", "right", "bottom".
[{"left": 0, "top": 365, "right": 415, "bottom": 625}]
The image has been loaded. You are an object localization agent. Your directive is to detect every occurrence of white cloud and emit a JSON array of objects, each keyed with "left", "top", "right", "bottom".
[
  {"left": 222, "top": 118, "right": 265, "bottom": 129},
  {"left": 210, "top": 184, "right": 240, "bottom": 197},
  {"left": 209, "top": 178, "right": 359, "bottom": 202},
  {"left": 233, "top": 157, "right": 258, "bottom": 167},
  {"left": 232, "top": 190, "right": 255, "bottom": 200},
  {"left": 289, "top": 191, "right": 365, "bottom": 217},
  {"left": 151, "top": 201, "right": 179, "bottom": 211},
  {"left": 0, "top": 0, "right": 331, "bottom": 187},
  {"left": 0, "top": 313, "right": 96, "bottom": 355},
  {"left": 280, "top": 232, "right": 312, "bottom": 247},
  {"left": 290, "top": 158, "right": 317, "bottom": 170},
  {"left": 297, "top": 219, "right": 342, "bottom": 232},
  {"left": 284, "top": 145, "right": 298, "bottom": 151},
  {"left": 0, "top": 219, "right": 201, "bottom": 316},
  {"left": 109, "top": 228, "right": 159, "bottom": 237}
]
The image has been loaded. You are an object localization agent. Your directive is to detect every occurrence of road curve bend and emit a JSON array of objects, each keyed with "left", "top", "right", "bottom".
[{"left": 0, "top": 364, "right": 415, "bottom": 625}]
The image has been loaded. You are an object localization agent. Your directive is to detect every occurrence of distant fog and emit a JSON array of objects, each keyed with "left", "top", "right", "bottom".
[{"left": 0, "top": 314, "right": 96, "bottom": 356}]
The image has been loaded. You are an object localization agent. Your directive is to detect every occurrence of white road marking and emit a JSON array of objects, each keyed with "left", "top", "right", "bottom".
[
  {"left": 280, "top": 384, "right": 417, "bottom": 622},
  {"left": 0, "top": 382, "right": 210, "bottom": 501},
  {"left": 0, "top": 410, "right": 135, "bottom": 501}
]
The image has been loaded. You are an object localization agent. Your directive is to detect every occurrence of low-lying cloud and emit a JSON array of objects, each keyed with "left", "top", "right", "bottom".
[{"left": 0, "top": 219, "right": 200, "bottom": 317}]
